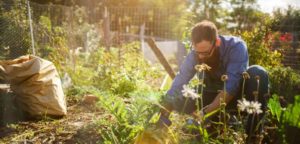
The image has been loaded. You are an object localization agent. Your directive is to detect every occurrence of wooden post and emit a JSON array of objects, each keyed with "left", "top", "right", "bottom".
[
  {"left": 140, "top": 23, "right": 145, "bottom": 54},
  {"left": 146, "top": 38, "right": 175, "bottom": 79},
  {"left": 103, "top": 7, "right": 110, "bottom": 51},
  {"left": 27, "top": 0, "right": 35, "bottom": 55}
]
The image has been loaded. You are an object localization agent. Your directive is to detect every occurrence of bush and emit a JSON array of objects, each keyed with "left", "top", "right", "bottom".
[
  {"left": 241, "top": 27, "right": 282, "bottom": 68},
  {"left": 268, "top": 66, "right": 300, "bottom": 102},
  {"left": 96, "top": 90, "right": 162, "bottom": 144},
  {"left": 61, "top": 41, "right": 164, "bottom": 98}
]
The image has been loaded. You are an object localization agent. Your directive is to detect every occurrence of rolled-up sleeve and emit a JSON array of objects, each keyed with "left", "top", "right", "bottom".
[
  {"left": 226, "top": 41, "right": 248, "bottom": 97},
  {"left": 165, "top": 51, "right": 198, "bottom": 107}
]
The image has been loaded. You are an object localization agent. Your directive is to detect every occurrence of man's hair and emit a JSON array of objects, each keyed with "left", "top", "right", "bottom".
[{"left": 191, "top": 20, "right": 218, "bottom": 44}]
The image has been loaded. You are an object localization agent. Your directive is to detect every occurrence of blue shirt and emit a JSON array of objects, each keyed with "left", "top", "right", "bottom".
[{"left": 166, "top": 35, "right": 249, "bottom": 105}]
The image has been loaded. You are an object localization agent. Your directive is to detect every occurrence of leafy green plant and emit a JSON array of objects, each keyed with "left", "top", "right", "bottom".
[
  {"left": 268, "top": 95, "right": 300, "bottom": 128},
  {"left": 268, "top": 95, "right": 300, "bottom": 143},
  {"left": 268, "top": 66, "right": 300, "bottom": 102},
  {"left": 97, "top": 91, "right": 162, "bottom": 144},
  {"left": 241, "top": 28, "right": 282, "bottom": 68},
  {"left": 56, "top": 41, "right": 168, "bottom": 143},
  {"left": 61, "top": 41, "right": 164, "bottom": 98}
]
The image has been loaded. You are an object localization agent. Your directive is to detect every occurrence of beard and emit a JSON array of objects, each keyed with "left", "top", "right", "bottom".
[{"left": 199, "top": 46, "right": 220, "bottom": 75}]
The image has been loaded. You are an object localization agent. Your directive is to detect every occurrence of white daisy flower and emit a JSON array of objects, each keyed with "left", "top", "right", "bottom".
[
  {"left": 237, "top": 98, "right": 250, "bottom": 111},
  {"left": 249, "top": 101, "right": 263, "bottom": 114},
  {"left": 237, "top": 98, "right": 263, "bottom": 114},
  {"left": 182, "top": 85, "right": 200, "bottom": 100}
]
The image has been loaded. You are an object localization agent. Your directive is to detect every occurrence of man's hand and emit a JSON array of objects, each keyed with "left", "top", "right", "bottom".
[
  {"left": 192, "top": 110, "right": 205, "bottom": 122},
  {"left": 204, "top": 91, "right": 234, "bottom": 115}
]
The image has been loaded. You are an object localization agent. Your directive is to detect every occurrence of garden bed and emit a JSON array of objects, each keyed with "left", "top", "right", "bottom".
[{"left": 0, "top": 97, "right": 106, "bottom": 143}]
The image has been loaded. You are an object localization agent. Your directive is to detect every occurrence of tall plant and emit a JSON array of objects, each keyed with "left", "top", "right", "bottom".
[{"left": 241, "top": 27, "right": 282, "bottom": 68}]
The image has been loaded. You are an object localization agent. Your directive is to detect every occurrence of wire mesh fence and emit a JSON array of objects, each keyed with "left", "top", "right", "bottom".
[
  {"left": 0, "top": 1, "right": 299, "bottom": 71},
  {"left": 1, "top": 1, "right": 181, "bottom": 58},
  {"left": 0, "top": 1, "right": 32, "bottom": 59},
  {"left": 271, "top": 31, "right": 300, "bottom": 71},
  {"left": 27, "top": 1, "right": 184, "bottom": 73},
  {"left": 281, "top": 46, "right": 300, "bottom": 71}
]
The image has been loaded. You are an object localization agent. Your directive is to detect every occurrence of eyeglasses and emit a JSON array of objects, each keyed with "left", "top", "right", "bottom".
[
  {"left": 191, "top": 41, "right": 216, "bottom": 56},
  {"left": 193, "top": 47, "right": 214, "bottom": 56}
]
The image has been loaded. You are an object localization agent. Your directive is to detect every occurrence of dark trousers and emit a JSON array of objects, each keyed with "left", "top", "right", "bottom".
[
  {"left": 174, "top": 65, "right": 269, "bottom": 137},
  {"left": 180, "top": 65, "right": 269, "bottom": 114},
  {"left": 159, "top": 65, "right": 269, "bottom": 136}
]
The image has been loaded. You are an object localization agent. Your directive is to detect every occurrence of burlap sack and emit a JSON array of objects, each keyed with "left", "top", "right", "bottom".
[{"left": 0, "top": 55, "right": 67, "bottom": 117}]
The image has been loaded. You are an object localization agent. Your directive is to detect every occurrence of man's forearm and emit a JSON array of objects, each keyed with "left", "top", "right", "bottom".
[{"left": 203, "top": 91, "right": 234, "bottom": 114}]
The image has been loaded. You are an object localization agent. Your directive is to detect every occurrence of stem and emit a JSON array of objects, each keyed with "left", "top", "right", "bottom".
[
  {"left": 195, "top": 71, "right": 200, "bottom": 113},
  {"left": 197, "top": 70, "right": 205, "bottom": 138},
  {"left": 223, "top": 81, "right": 227, "bottom": 135},
  {"left": 200, "top": 71, "right": 205, "bottom": 111},
  {"left": 237, "top": 109, "right": 242, "bottom": 124},
  {"left": 248, "top": 113, "right": 256, "bottom": 143},
  {"left": 255, "top": 78, "right": 260, "bottom": 101},
  {"left": 181, "top": 98, "right": 189, "bottom": 114},
  {"left": 242, "top": 78, "right": 246, "bottom": 99},
  {"left": 196, "top": 98, "right": 200, "bottom": 115}
]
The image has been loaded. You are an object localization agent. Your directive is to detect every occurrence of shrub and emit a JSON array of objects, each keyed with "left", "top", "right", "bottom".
[
  {"left": 268, "top": 66, "right": 300, "bottom": 102},
  {"left": 241, "top": 27, "right": 282, "bottom": 68}
]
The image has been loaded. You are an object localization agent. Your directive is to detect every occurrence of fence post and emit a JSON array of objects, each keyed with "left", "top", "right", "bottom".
[
  {"left": 140, "top": 23, "right": 145, "bottom": 55},
  {"left": 103, "top": 7, "right": 110, "bottom": 51},
  {"left": 27, "top": 0, "right": 35, "bottom": 55}
]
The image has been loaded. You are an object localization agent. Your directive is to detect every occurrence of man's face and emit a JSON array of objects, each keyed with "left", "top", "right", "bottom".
[{"left": 193, "top": 40, "right": 215, "bottom": 61}]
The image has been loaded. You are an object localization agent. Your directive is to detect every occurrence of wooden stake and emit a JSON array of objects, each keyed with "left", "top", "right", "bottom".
[{"left": 146, "top": 38, "right": 175, "bottom": 79}]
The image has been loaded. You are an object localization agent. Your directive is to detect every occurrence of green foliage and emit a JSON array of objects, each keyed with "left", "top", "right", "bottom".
[
  {"left": 189, "top": 0, "right": 225, "bottom": 29},
  {"left": 35, "top": 15, "right": 69, "bottom": 61},
  {"left": 60, "top": 41, "right": 165, "bottom": 143},
  {"left": 63, "top": 41, "right": 164, "bottom": 98},
  {"left": 267, "top": 94, "right": 300, "bottom": 144},
  {"left": 0, "top": 0, "right": 30, "bottom": 59},
  {"left": 268, "top": 95, "right": 300, "bottom": 128},
  {"left": 241, "top": 28, "right": 282, "bottom": 68},
  {"left": 271, "top": 6, "right": 300, "bottom": 32},
  {"left": 268, "top": 66, "right": 300, "bottom": 102},
  {"left": 67, "top": 64, "right": 97, "bottom": 87},
  {"left": 97, "top": 92, "right": 162, "bottom": 144},
  {"left": 66, "top": 85, "right": 96, "bottom": 98},
  {"left": 39, "top": 16, "right": 52, "bottom": 32},
  {"left": 90, "top": 44, "right": 155, "bottom": 97},
  {"left": 268, "top": 95, "right": 284, "bottom": 122},
  {"left": 227, "top": 0, "right": 268, "bottom": 32}
]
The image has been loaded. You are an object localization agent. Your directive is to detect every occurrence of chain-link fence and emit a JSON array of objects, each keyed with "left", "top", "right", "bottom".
[
  {"left": 281, "top": 45, "right": 300, "bottom": 71},
  {"left": 0, "top": 1, "right": 32, "bottom": 59},
  {"left": 0, "top": 0, "right": 182, "bottom": 59},
  {"left": 29, "top": 2, "right": 182, "bottom": 52},
  {"left": 271, "top": 31, "right": 300, "bottom": 71},
  {"left": 0, "top": 1, "right": 299, "bottom": 71},
  {"left": 0, "top": 0, "right": 187, "bottom": 90}
]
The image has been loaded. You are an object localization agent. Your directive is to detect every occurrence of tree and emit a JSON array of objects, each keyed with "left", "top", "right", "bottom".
[
  {"left": 227, "top": 0, "right": 267, "bottom": 32},
  {"left": 189, "top": 0, "right": 224, "bottom": 28},
  {"left": 271, "top": 6, "right": 300, "bottom": 33}
]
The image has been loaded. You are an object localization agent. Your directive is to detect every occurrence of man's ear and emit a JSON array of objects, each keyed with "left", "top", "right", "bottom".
[{"left": 216, "top": 37, "right": 221, "bottom": 47}]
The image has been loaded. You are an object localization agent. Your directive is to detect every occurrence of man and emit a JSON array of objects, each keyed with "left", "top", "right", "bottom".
[{"left": 157, "top": 20, "right": 269, "bottom": 134}]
